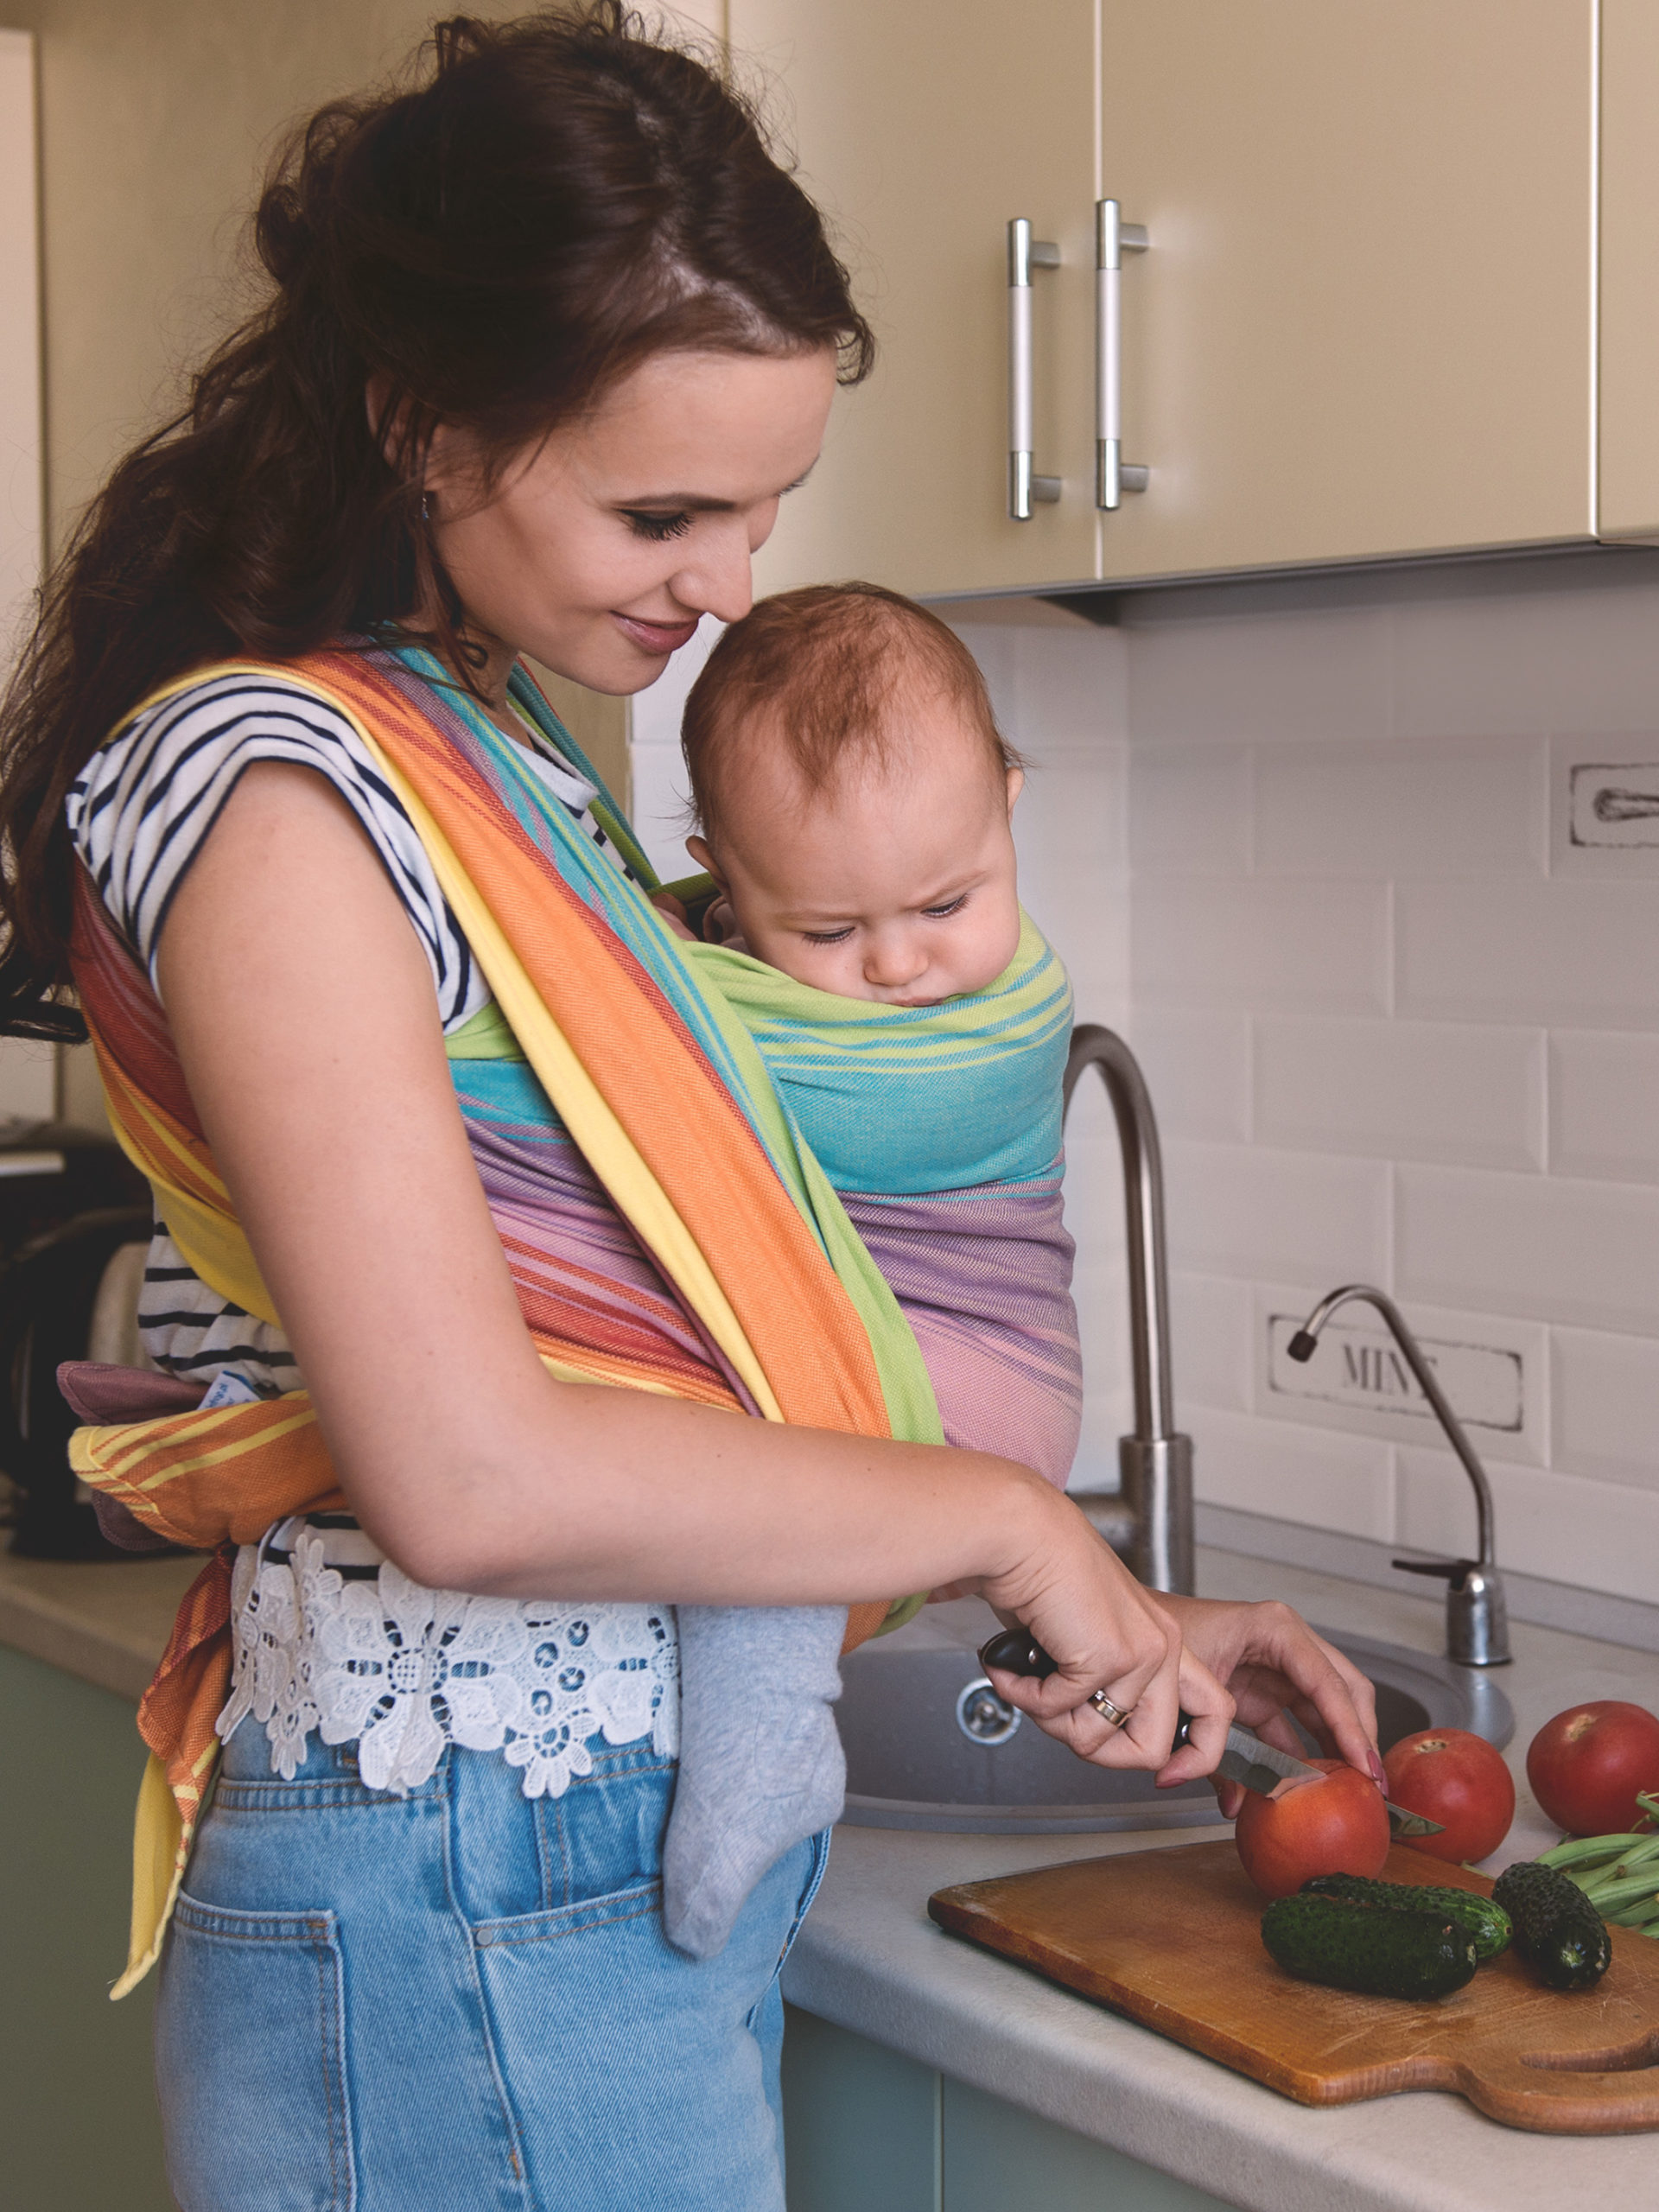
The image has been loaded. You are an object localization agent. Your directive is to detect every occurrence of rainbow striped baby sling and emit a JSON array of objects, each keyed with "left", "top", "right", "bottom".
[{"left": 67, "top": 639, "right": 963, "bottom": 1991}]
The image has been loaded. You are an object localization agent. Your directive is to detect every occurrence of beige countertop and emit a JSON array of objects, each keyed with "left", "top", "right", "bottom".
[
  {"left": 7, "top": 1539, "right": 1659, "bottom": 2208},
  {"left": 0, "top": 1545, "right": 199, "bottom": 1700}
]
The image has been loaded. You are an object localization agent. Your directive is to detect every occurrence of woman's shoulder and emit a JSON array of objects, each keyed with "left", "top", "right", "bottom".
[
  {"left": 69, "top": 664, "right": 384, "bottom": 822},
  {"left": 66, "top": 662, "right": 481, "bottom": 1020}
]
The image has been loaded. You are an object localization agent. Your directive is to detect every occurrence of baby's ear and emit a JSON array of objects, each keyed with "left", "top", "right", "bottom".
[
  {"left": 1004, "top": 764, "right": 1026, "bottom": 817},
  {"left": 684, "top": 834, "right": 728, "bottom": 888}
]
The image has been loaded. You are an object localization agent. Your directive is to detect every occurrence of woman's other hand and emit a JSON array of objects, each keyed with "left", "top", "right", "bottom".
[{"left": 1154, "top": 1593, "right": 1383, "bottom": 1817}]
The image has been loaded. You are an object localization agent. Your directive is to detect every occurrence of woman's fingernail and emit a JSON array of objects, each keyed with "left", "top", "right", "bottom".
[{"left": 1370, "top": 1751, "right": 1387, "bottom": 1786}]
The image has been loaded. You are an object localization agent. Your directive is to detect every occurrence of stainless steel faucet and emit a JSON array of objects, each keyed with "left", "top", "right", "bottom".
[
  {"left": 1287, "top": 1285, "right": 1512, "bottom": 1668},
  {"left": 1061, "top": 1024, "right": 1194, "bottom": 1594}
]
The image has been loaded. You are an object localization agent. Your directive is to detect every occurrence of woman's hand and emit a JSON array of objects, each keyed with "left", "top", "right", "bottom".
[
  {"left": 1153, "top": 1593, "right": 1383, "bottom": 1816},
  {"left": 976, "top": 1492, "right": 1236, "bottom": 1783}
]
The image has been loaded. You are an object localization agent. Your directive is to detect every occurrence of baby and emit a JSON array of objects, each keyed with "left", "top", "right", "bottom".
[
  {"left": 659, "top": 586, "right": 1084, "bottom": 1956},
  {"left": 676, "top": 582, "right": 1026, "bottom": 1012}
]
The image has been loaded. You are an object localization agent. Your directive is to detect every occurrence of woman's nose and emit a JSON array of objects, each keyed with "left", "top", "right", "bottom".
[{"left": 671, "top": 524, "right": 754, "bottom": 626}]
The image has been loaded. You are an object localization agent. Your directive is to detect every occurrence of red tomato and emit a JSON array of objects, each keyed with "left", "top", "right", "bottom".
[
  {"left": 1381, "top": 1728, "right": 1515, "bottom": 1863},
  {"left": 1234, "top": 1758, "right": 1391, "bottom": 1899},
  {"left": 1527, "top": 1701, "right": 1659, "bottom": 1837}
]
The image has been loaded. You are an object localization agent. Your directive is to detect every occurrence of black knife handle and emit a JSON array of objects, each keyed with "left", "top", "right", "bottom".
[
  {"left": 977, "top": 1627, "right": 1058, "bottom": 1678},
  {"left": 978, "top": 1630, "right": 1196, "bottom": 1747}
]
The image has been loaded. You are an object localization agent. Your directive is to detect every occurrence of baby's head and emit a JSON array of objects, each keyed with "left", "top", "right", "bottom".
[{"left": 680, "top": 584, "right": 1025, "bottom": 1005}]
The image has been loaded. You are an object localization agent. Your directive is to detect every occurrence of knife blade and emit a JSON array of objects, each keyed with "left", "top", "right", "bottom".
[{"left": 977, "top": 1627, "right": 1444, "bottom": 1838}]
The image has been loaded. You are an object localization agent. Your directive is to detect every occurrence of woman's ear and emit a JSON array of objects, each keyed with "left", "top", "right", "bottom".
[{"left": 1004, "top": 764, "right": 1026, "bottom": 817}]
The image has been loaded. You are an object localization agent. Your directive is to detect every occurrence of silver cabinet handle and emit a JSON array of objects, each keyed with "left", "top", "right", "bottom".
[
  {"left": 1096, "top": 200, "right": 1148, "bottom": 510},
  {"left": 1007, "top": 218, "right": 1062, "bottom": 520}
]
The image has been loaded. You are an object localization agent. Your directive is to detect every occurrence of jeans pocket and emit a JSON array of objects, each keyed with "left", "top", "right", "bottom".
[{"left": 156, "top": 1893, "right": 355, "bottom": 2212}]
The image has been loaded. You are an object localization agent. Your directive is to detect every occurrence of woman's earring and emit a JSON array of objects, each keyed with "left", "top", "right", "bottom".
[{"left": 420, "top": 491, "right": 432, "bottom": 523}]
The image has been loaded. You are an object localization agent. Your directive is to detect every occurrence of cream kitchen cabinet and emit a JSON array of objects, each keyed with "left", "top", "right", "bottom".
[{"left": 737, "top": 0, "right": 1659, "bottom": 599}]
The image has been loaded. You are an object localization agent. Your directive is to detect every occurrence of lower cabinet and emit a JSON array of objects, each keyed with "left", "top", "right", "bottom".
[
  {"left": 781, "top": 2005, "right": 1237, "bottom": 2212},
  {"left": 0, "top": 1643, "right": 174, "bottom": 2211}
]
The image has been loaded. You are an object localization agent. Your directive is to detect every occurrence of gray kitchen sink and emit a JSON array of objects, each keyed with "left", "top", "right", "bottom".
[{"left": 836, "top": 1596, "right": 1515, "bottom": 1834}]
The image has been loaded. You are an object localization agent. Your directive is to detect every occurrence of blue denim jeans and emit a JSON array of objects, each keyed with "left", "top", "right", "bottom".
[{"left": 155, "top": 1717, "right": 829, "bottom": 2210}]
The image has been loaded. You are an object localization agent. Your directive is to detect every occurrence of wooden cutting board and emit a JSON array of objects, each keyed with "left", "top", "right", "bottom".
[{"left": 929, "top": 1840, "right": 1659, "bottom": 2133}]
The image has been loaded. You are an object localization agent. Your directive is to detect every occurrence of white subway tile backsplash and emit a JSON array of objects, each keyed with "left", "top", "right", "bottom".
[
  {"left": 1014, "top": 741, "right": 1130, "bottom": 1024},
  {"left": 1170, "top": 1272, "right": 1254, "bottom": 1414},
  {"left": 1254, "top": 739, "right": 1547, "bottom": 880},
  {"left": 1189, "top": 1405, "right": 1395, "bottom": 1541},
  {"left": 947, "top": 622, "right": 1019, "bottom": 739},
  {"left": 1129, "top": 746, "right": 1252, "bottom": 876},
  {"left": 1128, "top": 607, "right": 1390, "bottom": 747},
  {"left": 1396, "top": 1447, "right": 1659, "bottom": 1606},
  {"left": 1391, "top": 583, "right": 1659, "bottom": 739},
  {"left": 1548, "top": 1031, "right": 1659, "bottom": 1184},
  {"left": 1135, "top": 879, "right": 1389, "bottom": 1015},
  {"left": 1010, "top": 622, "right": 1129, "bottom": 749},
  {"left": 1165, "top": 1141, "right": 1390, "bottom": 1287},
  {"left": 1395, "top": 878, "right": 1659, "bottom": 1028},
  {"left": 1397, "top": 1165, "right": 1659, "bottom": 1334},
  {"left": 1129, "top": 1009, "right": 1251, "bottom": 1144},
  {"left": 1255, "top": 1016, "right": 1544, "bottom": 1171},
  {"left": 1549, "top": 1328, "right": 1659, "bottom": 1494}
]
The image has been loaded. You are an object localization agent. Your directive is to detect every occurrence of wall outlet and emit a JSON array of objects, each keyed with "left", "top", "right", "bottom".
[{"left": 1552, "top": 737, "right": 1659, "bottom": 875}]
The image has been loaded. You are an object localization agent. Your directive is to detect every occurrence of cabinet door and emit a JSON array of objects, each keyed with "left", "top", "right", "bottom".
[
  {"left": 1599, "top": 0, "right": 1659, "bottom": 539},
  {"left": 1096, "top": 0, "right": 1596, "bottom": 581},
  {"left": 730, "top": 0, "right": 1096, "bottom": 600}
]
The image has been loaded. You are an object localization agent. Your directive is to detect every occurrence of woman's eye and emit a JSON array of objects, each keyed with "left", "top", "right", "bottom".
[
  {"left": 802, "top": 927, "right": 854, "bottom": 945},
  {"left": 621, "top": 510, "right": 693, "bottom": 543},
  {"left": 921, "top": 895, "right": 968, "bottom": 919}
]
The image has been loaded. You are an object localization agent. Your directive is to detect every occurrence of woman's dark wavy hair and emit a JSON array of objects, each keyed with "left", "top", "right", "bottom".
[{"left": 0, "top": 3, "right": 872, "bottom": 1039}]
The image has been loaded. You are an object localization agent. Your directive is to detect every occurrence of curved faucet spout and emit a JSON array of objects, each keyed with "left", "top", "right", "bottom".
[
  {"left": 1288, "top": 1283, "right": 1510, "bottom": 1666},
  {"left": 1063, "top": 1025, "right": 1193, "bottom": 1594}
]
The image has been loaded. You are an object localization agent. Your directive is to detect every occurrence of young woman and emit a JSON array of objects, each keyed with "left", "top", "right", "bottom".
[{"left": 0, "top": 10, "right": 1379, "bottom": 2207}]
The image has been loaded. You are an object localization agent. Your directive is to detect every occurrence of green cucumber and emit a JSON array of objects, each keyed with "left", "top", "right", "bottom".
[
  {"left": 1261, "top": 1895, "right": 1478, "bottom": 2000},
  {"left": 1491, "top": 1861, "right": 1611, "bottom": 1992},
  {"left": 1301, "top": 1872, "right": 1511, "bottom": 1961}
]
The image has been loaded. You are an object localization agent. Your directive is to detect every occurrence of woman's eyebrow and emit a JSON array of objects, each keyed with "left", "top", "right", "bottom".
[
  {"left": 615, "top": 464, "right": 817, "bottom": 510},
  {"left": 614, "top": 493, "right": 736, "bottom": 512}
]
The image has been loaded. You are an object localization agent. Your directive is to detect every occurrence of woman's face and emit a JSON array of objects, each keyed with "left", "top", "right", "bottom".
[{"left": 425, "top": 346, "right": 837, "bottom": 696}]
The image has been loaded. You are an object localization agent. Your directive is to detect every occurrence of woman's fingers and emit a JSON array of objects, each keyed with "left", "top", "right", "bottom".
[
  {"left": 1244, "top": 1702, "right": 1316, "bottom": 1763},
  {"left": 983, "top": 1601, "right": 1182, "bottom": 1770},
  {"left": 1163, "top": 1596, "right": 1382, "bottom": 1783},
  {"left": 1150, "top": 1647, "right": 1233, "bottom": 1787}
]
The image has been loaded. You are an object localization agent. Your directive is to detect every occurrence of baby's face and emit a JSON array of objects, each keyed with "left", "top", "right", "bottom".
[{"left": 690, "top": 688, "right": 1024, "bottom": 1005}]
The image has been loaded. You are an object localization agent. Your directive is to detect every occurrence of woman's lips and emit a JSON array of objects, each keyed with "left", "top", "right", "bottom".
[{"left": 612, "top": 611, "right": 700, "bottom": 656}]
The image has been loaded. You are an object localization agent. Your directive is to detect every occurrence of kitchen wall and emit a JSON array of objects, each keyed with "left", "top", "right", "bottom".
[{"left": 949, "top": 563, "right": 1659, "bottom": 1612}]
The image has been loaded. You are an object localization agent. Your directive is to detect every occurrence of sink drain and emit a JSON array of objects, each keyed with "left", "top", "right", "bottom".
[{"left": 956, "top": 1675, "right": 1021, "bottom": 1746}]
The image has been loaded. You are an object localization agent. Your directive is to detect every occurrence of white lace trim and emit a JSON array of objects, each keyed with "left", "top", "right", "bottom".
[{"left": 218, "top": 1531, "right": 679, "bottom": 1796}]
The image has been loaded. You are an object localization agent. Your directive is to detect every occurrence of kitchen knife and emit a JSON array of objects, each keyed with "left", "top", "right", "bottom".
[{"left": 977, "top": 1627, "right": 1444, "bottom": 1838}]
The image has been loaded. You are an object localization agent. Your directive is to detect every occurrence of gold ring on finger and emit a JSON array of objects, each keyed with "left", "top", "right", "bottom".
[{"left": 1088, "top": 1688, "right": 1135, "bottom": 1730}]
